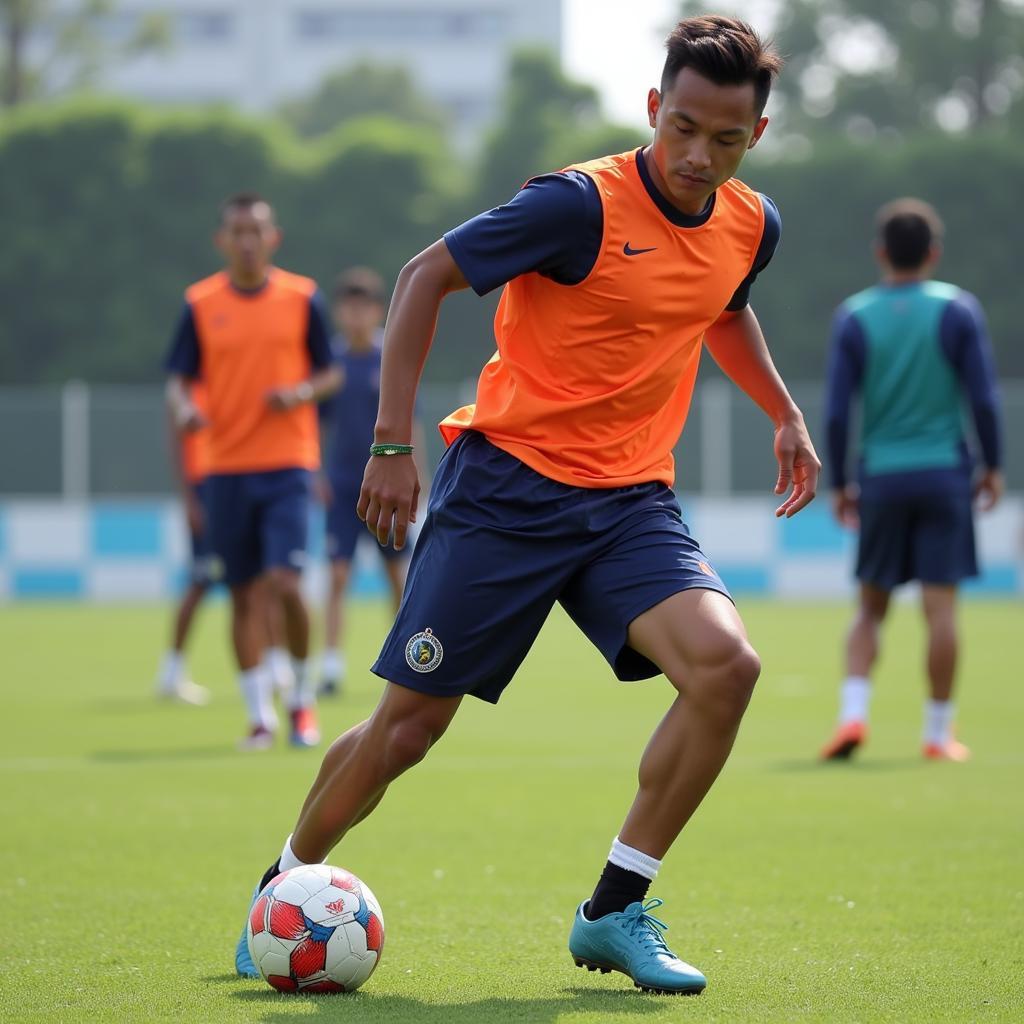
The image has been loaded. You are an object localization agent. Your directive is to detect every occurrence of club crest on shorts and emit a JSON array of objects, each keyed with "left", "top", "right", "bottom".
[{"left": 405, "top": 627, "right": 443, "bottom": 673}]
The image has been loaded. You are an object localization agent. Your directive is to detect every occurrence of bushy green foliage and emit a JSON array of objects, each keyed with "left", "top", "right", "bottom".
[
  {"left": 743, "top": 131, "right": 1024, "bottom": 377},
  {"left": 0, "top": 87, "right": 1021, "bottom": 386}
]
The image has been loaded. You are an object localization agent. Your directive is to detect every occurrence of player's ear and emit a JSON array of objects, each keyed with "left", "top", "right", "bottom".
[
  {"left": 748, "top": 116, "right": 768, "bottom": 149},
  {"left": 213, "top": 228, "right": 226, "bottom": 254},
  {"left": 647, "top": 88, "right": 662, "bottom": 129},
  {"left": 269, "top": 226, "right": 283, "bottom": 252}
]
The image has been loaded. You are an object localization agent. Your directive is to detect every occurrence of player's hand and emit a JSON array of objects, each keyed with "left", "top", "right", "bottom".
[
  {"left": 266, "top": 386, "right": 301, "bottom": 411},
  {"left": 314, "top": 473, "right": 333, "bottom": 507},
  {"left": 831, "top": 485, "right": 859, "bottom": 528},
  {"left": 773, "top": 416, "right": 820, "bottom": 518},
  {"left": 184, "top": 489, "right": 205, "bottom": 535},
  {"left": 974, "top": 468, "right": 1004, "bottom": 512},
  {"left": 174, "top": 401, "right": 207, "bottom": 433},
  {"left": 357, "top": 454, "right": 420, "bottom": 551}
]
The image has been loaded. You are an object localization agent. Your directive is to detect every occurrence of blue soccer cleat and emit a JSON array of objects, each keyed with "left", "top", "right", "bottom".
[
  {"left": 234, "top": 884, "right": 262, "bottom": 978},
  {"left": 568, "top": 897, "right": 706, "bottom": 995}
]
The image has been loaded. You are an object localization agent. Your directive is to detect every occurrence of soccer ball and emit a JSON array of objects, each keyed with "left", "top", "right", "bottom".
[{"left": 246, "top": 864, "right": 384, "bottom": 993}]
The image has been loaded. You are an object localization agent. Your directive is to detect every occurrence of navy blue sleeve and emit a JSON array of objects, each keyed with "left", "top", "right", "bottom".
[
  {"left": 824, "top": 307, "right": 866, "bottom": 489},
  {"left": 725, "top": 194, "right": 781, "bottom": 312},
  {"left": 940, "top": 293, "right": 1002, "bottom": 469},
  {"left": 443, "top": 171, "right": 603, "bottom": 296},
  {"left": 306, "top": 289, "right": 333, "bottom": 371},
  {"left": 163, "top": 302, "right": 201, "bottom": 378}
]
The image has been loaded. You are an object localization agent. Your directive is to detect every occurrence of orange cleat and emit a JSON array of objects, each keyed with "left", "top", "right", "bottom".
[
  {"left": 820, "top": 721, "right": 867, "bottom": 761},
  {"left": 289, "top": 707, "right": 321, "bottom": 748},
  {"left": 923, "top": 738, "right": 971, "bottom": 762}
]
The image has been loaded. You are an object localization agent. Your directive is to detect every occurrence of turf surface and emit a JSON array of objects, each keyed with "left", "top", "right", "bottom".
[{"left": 2, "top": 598, "right": 1022, "bottom": 1022}]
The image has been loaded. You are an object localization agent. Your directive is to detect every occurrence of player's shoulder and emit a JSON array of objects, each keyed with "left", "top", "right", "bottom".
[
  {"left": 842, "top": 284, "right": 884, "bottom": 316},
  {"left": 184, "top": 270, "right": 230, "bottom": 305},
  {"left": 719, "top": 176, "right": 774, "bottom": 222},
  {"left": 269, "top": 267, "right": 318, "bottom": 298},
  {"left": 562, "top": 148, "right": 639, "bottom": 179}
]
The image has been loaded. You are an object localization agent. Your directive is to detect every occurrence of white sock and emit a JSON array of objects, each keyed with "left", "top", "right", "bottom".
[
  {"left": 264, "top": 647, "right": 295, "bottom": 691},
  {"left": 608, "top": 837, "right": 661, "bottom": 881},
  {"left": 839, "top": 676, "right": 871, "bottom": 724},
  {"left": 239, "top": 666, "right": 276, "bottom": 730},
  {"left": 158, "top": 651, "right": 184, "bottom": 690},
  {"left": 923, "top": 700, "right": 955, "bottom": 745},
  {"left": 321, "top": 648, "right": 345, "bottom": 682},
  {"left": 288, "top": 658, "right": 315, "bottom": 711},
  {"left": 279, "top": 833, "right": 322, "bottom": 872}
]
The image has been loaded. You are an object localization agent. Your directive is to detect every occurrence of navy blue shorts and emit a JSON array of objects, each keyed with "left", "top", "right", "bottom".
[
  {"left": 326, "top": 477, "right": 405, "bottom": 564},
  {"left": 206, "top": 468, "right": 311, "bottom": 587},
  {"left": 372, "top": 431, "right": 731, "bottom": 704},
  {"left": 857, "top": 485, "right": 978, "bottom": 589},
  {"left": 188, "top": 479, "right": 217, "bottom": 585}
]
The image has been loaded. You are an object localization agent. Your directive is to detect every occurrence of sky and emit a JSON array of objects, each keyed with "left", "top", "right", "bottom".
[{"left": 563, "top": 0, "right": 678, "bottom": 129}]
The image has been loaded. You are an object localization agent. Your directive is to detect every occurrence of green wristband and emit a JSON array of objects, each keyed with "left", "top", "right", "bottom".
[{"left": 369, "top": 443, "right": 415, "bottom": 457}]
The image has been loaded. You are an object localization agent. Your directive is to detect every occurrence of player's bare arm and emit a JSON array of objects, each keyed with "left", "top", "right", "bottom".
[
  {"left": 165, "top": 374, "right": 207, "bottom": 433},
  {"left": 704, "top": 305, "right": 820, "bottom": 517},
  {"left": 357, "top": 239, "right": 469, "bottom": 551},
  {"left": 266, "top": 364, "right": 343, "bottom": 411}
]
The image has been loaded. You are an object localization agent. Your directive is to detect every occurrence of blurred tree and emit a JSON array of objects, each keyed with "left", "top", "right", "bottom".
[
  {"left": 675, "top": 0, "right": 1024, "bottom": 139},
  {"left": 277, "top": 61, "right": 449, "bottom": 139},
  {"left": 0, "top": 0, "right": 167, "bottom": 107},
  {"left": 472, "top": 47, "right": 603, "bottom": 207}
]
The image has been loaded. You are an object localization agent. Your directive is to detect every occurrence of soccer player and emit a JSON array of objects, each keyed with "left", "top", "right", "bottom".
[
  {"left": 820, "top": 199, "right": 1003, "bottom": 763},
  {"left": 236, "top": 17, "right": 820, "bottom": 993},
  {"left": 154, "top": 381, "right": 213, "bottom": 706},
  {"left": 165, "top": 193, "right": 341, "bottom": 749},
  {"left": 318, "top": 268, "right": 419, "bottom": 697}
]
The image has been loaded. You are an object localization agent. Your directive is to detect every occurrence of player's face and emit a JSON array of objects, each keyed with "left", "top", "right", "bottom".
[
  {"left": 216, "top": 203, "right": 281, "bottom": 280},
  {"left": 335, "top": 296, "right": 384, "bottom": 341},
  {"left": 647, "top": 67, "right": 768, "bottom": 215}
]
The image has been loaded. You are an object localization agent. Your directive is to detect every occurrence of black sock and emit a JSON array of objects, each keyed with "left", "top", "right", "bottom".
[
  {"left": 256, "top": 858, "right": 281, "bottom": 893},
  {"left": 587, "top": 861, "right": 651, "bottom": 919}
]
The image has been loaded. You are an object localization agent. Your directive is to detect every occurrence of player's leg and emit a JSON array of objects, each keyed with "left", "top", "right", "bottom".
[
  {"left": 207, "top": 472, "right": 276, "bottom": 746},
  {"left": 157, "top": 484, "right": 214, "bottom": 704},
  {"left": 321, "top": 558, "right": 352, "bottom": 696},
  {"left": 914, "top": 486, "right": 976, "bottom": 761},
  {"left": 261, "top": 469, "right": 318, "bottom": 746},
  {"left": 156, "top": 580, "right": 211, "bottom": 704},
  {"left": 561, "top": 488, "right": 743, "bottom": 994},
  {"left": 821, "top": 492, "right": 908, "bottom": 760},
  {"left": 234, "top": 433, "right": 572, "bottom": 976},
  {"left": 381, "top": 547, "right": 408, "bottom": 614},
  {"left": 820, "top": 582, "right": 892, "bottom": 759},
  {"left": 262, "top": 583, "right": 295, "bottom": 696}
]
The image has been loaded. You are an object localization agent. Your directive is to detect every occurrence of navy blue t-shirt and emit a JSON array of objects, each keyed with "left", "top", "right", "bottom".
[
  {"left": 163, "top": 283, "right": 333, "bottom": 378},
  {"left": 320, "top": 333, "right": 385, "bottom": 487},
  {"left": 443, "top": 148, "right": 780, "bottom": 310}
]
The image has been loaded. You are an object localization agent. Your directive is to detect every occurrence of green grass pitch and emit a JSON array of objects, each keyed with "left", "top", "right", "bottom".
[{"left": 2, "top": 598, "right": 1022, "bottom": 1023}]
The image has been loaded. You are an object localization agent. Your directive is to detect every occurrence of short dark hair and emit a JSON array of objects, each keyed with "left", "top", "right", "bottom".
[
  {"left": 662, "top": 16, "right": 783, "bottom": 116},
  {"left": 333, "top": 266, "right": 386, "bottom": 304},
  {"left": 219, "top": 191, "right": 274, "bottom": 224},
  {"left": 876, "top": 198, "right": 944, "bottom": 270}
]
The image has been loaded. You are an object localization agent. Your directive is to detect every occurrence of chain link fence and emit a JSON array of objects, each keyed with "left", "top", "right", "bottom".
[{"left": 1, "top": 380, "right": 1020, "bottom": 498}]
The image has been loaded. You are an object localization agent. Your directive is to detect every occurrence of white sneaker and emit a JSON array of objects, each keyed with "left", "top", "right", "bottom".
[
  {"left": 158, "top": 680, "right": 210, "bottom": 706},
  {"left": 239, "top": 725, "right": 275, "bottom": 751}
]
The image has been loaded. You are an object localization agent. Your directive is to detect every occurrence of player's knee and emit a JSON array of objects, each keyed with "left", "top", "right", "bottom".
[
  {"left": 381, "top": 717, "right": 437, "bottom": 775},
  {"left": 266, "top": 567, "right": 302, "bottom": 602},
  {"left": 692, "top": 641, "right": 761, "bottom": 726}
]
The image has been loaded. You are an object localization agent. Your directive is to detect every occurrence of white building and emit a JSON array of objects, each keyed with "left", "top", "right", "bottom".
[{"left": 49, "top": 0, "right": 562, "bottom": 145}]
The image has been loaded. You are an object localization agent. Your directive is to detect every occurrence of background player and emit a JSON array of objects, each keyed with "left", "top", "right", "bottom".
[
  {"left": 235, "top": 16, "right": 819, "bottom": 994},
  {"left": 317, "top": 268, "right": 422, "bottom": 696},
  {"left": 154, "top": 380, "right": 213, "bottom": 705},
  {"left": 820, "top": 198, "right": 1003, "bottom": 763},
  {"left": 164, "top": 193, "right": 341, "bottom": 749}
]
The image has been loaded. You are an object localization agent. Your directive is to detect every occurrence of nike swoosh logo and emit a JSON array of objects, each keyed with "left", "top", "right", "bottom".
[{"left": 623, "top": 242, "right": 657, "bottom": 256}]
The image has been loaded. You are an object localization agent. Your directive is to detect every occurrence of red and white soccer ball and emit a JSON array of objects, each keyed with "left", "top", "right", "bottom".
[{"left": 246, "top": 864, "right": 384, "bottom": 994}]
